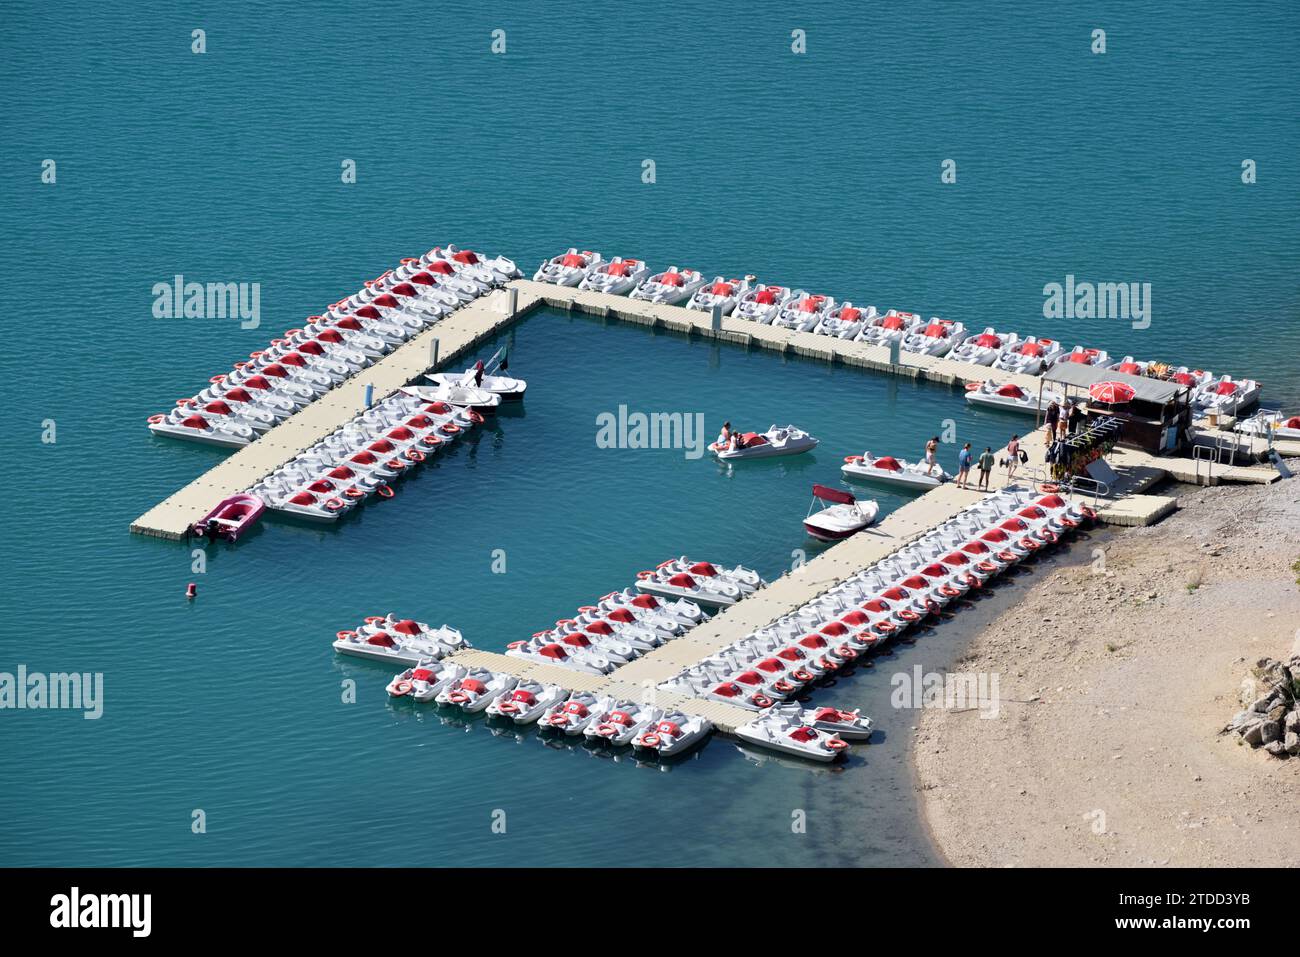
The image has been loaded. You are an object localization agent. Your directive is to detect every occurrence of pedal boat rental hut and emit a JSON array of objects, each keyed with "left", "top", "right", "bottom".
[{"left": 1041, "top": 363, "right": 1194, "bottom": 455}]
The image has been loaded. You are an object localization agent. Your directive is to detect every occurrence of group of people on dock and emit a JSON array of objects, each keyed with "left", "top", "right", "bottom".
[{"left": 935, "top": 397, "right": 1087, "bottom": 490}]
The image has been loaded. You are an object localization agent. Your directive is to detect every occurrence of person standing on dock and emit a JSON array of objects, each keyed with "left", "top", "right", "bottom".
[
  {"left": 923, "top": 436, "right": 940, "bottom": 475},
  {"left": 977, "top": 446, "right": 995, "bottom": 491},
  {"left": 956, "top": 442, "right": 973, "bottom": 488},
  {"left": 1067, "top": 401, "right": 1084, "bottom": 435},
  {"left": 1006, "top": 434, "right": 1021, "bottom": 481},
  {"left": 1044, "top": 399, "right": 1060, "bottom": 438}
]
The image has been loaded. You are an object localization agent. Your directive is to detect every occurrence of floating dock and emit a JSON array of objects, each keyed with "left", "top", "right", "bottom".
[{"left": 130, "top": 287, "right": 546, "bottom": 539}]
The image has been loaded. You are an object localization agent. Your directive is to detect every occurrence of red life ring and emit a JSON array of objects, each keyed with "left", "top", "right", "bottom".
[
  {"left": 965, "top": 381, "right": 981, "bottom": 391},
  {"left": 233, "top": 361, "right": 246, "bottom": 370},
  {"left": 447, "top": 690, "right": 469, "bottom": 704},
  {"left": 364, "top": 616, "right": 384, "bottom": 624},
  {"left": 336, "top": 630, "right": 356, "bottom": 640},
  {"left": 640, "top": 733, "right": 662, "bottom": 748},
  {"left": 498, "top": 701, "right": 518, "bottom": 714},
  {"left": 1020, "top": 537, "right": 1040, "bottom": 551},
  {"left": 657, "top": 560, "right": 675, "bottom": 569},
  {"left": 636, "top": 571, "right": 655, "bottom": 580},
  {"left": 468, "top": 411, "right": 484, "bottom": 425},
  {"left": 175, "top": 398, "right": 194, "bottom": 406},
  {"left": 324, "top": 497, "right": 345, "bottom": 511},
  {"left": 597, "top": 723, "right": 618, "bottom": 737},
  {"left": 752, "top": 694, "right": 773, "bottom": 709},
  {"left": 1081, "top": 506, "right": 1097, "bottom": 522},
  {"left": 792, "top": 669, "right": 814, "bottom": 683},
  {"left": 510, "top": 640, "right": 528, "bottom": 649},
  {"left": 774, "top": 680, "right": 794, "bottom": 694},
  {"left": 250, "top": 351, "right": 264, "bottom": 360},
  {"left": 344, "top": 487, "right": 365, "bottom": 499},
  {"left": 844, "top": 455, "right": 862, "bottom": 463},
  {"left": 940, "top": 584, "right": 960, "bottom": 597},
  {"left": 147, "top": 414, "right": 165, "bottom": 424},
  {"left": 874, "top": 620, "right": 896, "bottom": 634},
  {"left": 1038, "top": 482, "right": 1059, "bottom": 493},
  {"left": 440, "top": 423, "right": 461, "bottom": 435},
  {"left": 838, "top": 646, "right": 858, "bottom": 660},
  {"left": 548, "top": 713, "right": 569, "bottom": 726},
  {"left": 404, "top": 449, "right": 425, "bottom": 462},
  {"left": 393, "top": 680, "right": 412, "bottom": 696},
  {"left": 285, "top": 328, "right": 302, "bottom": 338},
  {"left": 825, "top": 737, "right": 848, "bottom": 751},
  {"left": 386, "top": 458, "right": 406, "bottom": 471},
  {"left": 377, "top": 485, "right": 394, "bottom": 499},
  {"left": 897, "top": 609, "right": 919, "bottom": 622},
  {"left": 924, "top": 598, "right": 941, "bottom": 614},
  {"left": 977, "top": 561, "right": 997, "bottom": 574},
  {"left": 998, "top": 550, "right": 1018, "bottom": 563},
  {"left": 578, "top": 606, "right": 597, "bottom": 614},
  {"left": 209, "top": 374, "right": 226, "bottom": 383},
  {"left": 1037, "top": 529, "right": 1057, "bottom": 544},
  {"left": 421, "top": 434, "right": 443, "bottom": 448}
]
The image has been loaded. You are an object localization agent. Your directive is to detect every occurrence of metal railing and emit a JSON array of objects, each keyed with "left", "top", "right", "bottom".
[{"left": 1193, "top": 442, "right": 1231, "bottom": 484}]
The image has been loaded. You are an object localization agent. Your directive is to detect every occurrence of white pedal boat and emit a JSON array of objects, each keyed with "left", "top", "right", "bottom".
[
  {"left": 534, "top": 248, "right": 601, "bottom": 286},
  {"left": 855, "top": 310, "right": 921, "bottom": 345},
  {"left": 635, "top": 571, "right": 744, "bottom": 608},
  {"left": 538, "top": 692, "right": 608, "bottom": 735},
  {"left": 1238, "top": 410, "right": 1300, "bottom": 440},
  {"left": 584, "top": 702, "right": 659, "bottom": 746},
  {"left": 437, "top": 670, "right": 518, "bottom": 713},
  {"left": 712, "top": 424, "right": 818, "bottom": 460},
  {"left": 842, "top": 452, "right": 949, "bottom": 489},
  {"left": 815, "top": 303, "right": 876, "bottom": 340},
  {"left": 485, "top": 680, "right": 566, "bottom": 725},
  {"left": 360, "top": 616, "right": 468, "bottom": 655},
  {"left": 732, "top": 284, "right": 794, "bottom": 324},
  {"left": 1109, "top": 355, "right": 1150, "bottom": 376},
  {"left": 965, "top": 379, "right": 1063, "bottom": 414},
  {"left": 803, "top": 484, "right": 879, "bottom": 541},
  {"left": 734, "top": 714, "right": 850, "bottom": 762},
  {"left": 578, "top": 257, "right": 649, "bottom": 295},
  {"left": 686, "top": 276, "right": 750, "bottom": 315},
  {"left": 773, "top": 294, "right": 833, "bottom": 332},
  {"left": 632, "top": 712, "right": 713, "bottom": 757},
  {"left": 504, "top": 640, "right": 617, "bottom": 675},
  {"left": 147, "top": 410, "right": 257, "bottom": 448},
  {"left": 1052, "top": 345, "right": 1111, "bottom": 368},
  {"left": 332, "top": 627, "right": 455, "bottom": 665},
  {"left": 900, "top": 318, "right": 964, "bottom": 357},
  {"left": 950, "top": 328, "right": 1020, "bottom": 366},
  {"left": 629, "top": 266, "right": 706, "bottom": 305},
  {"left": 1195, "top": 375, "right": 1261, "bottom": 415},
  {"left": 993, "top": 337, "right": 1062, "bottom": 376},
  {"left": 429, "top": 245, "right": 521, "bottom": 284},
  {"left": 386, "top": 661, "right": 467, "bottom": 702}
]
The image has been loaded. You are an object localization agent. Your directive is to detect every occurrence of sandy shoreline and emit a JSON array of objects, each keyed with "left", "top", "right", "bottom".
[{"left": 914, "top": 475, "right": 1300, "bottom": 867}]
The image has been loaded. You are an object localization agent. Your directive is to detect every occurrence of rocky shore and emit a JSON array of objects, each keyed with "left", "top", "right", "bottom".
[{"left": 914, "top": 474, "right": 1300, "bottom": 867}]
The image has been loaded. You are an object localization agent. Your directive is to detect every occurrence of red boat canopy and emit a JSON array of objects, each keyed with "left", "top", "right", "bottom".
[
  {"left": 1019, "top": 342, "right": 1044, "bottom": 356},
  {"left": 710, "top": 281, "right": 734, "bottom": 295},
  {"left": 561, "top": 253, "right": 586, "bottom": 268},
  {"left": 923, "top": 322, "right": 949, "bottom": 337},
  {"left": 607, "top": 608, "right": 636, "bottom": 623},
  {"left": 394, "top": 619, "right": 421, "bottom": 635},
  {"left": 688, "top": 561, "right": 717, "bottom": 577},
  {"left": 299, "top": 339, "right": 325, "bottom": 355},
  {"left": 428, "top": 261, "right": 455, "bottom": 275},
  {"left": 1215, "top": 380, "right": 1238, "bottom": 395},
  {"left": 840, "top": 307, "right": 861, "bottom": 322},
  {"left": 813, "top": 484, "right": 855, "bottom": 505},
  {"left": 204, "top": 401, "right": 232, "bottom": 415},
  {"left": 607, "top": 261, "right": 631, "bottom": 276},
  {"left": 659, "top": 272, "right": 685, "bottom": 287},
  {"left": 539, "top": 644, "right": 567, "bottom": 659},
  {"left": 881, "top": 315, "right": 905, "bottom": 330},
  {"left": 372, "top": 294, "right": 399, "bottom": 309},
  {"left": 388, "top": 283, "right": 417, "bottom": 298},
  {"left": 754, "top": 289, "right": 777, "bottom": 304},
  {"left": 452, "top": 250, "right": 479, "bottom": 264},
  {"left": 225, "top": 387, "right": 253, "bottom": 401},
  {"left": 666, "top": 573, "right": 696, "bottom": 588},
  {"left": 975, "top": 333, "right": 1001, "bottom": 348},
  {"left": 996, "top": 384, "right": 1026, "bottom": 399},
  {"left": 820, "top": 621, "right": 848, "bottom": 636},
  {"left": 585, "top": 620, "right": 614, "bottom": 635},
  {"left": 873, "top": 456, "right": 902, "bottom": 471},
  {"left": 355, "top": 306, "right": 381, "bottom": 319},
  {"left": 367, "top": 632, "right": 396, "bottom": 648},
  {"left": 630, "top": 594, "right": 659, "bottom": 609},
  {"left": 409, "top": 272, "right": 435, "bottom": 286}
]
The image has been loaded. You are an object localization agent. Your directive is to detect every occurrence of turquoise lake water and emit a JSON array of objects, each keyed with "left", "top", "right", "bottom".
[{"left": 1, "top": 3, "right": 1297, "bottom": 866}]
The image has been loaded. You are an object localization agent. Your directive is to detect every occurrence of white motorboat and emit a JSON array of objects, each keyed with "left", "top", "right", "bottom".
[
  {"left": 578, "top": 257, "right": 649, "bottom": 295},
  {"left": 712, "top": 424, "right": 818, "bottom": 460},
  {"left": 534, "top": 248, "right": 601, "bottom": 286},
  {"left": 993, "top": 337, "right": 1063, "bottom": 376},
  {"left": 686, "top": 276, "right": 750, "bottom": 315},
  {"left": 401, "top": 383, "right": 501, "bottom": 413},
  {"left": 1195, "top": 375, "right": 1261, "bottom": 415},
  {"left": 635, "top": 570, "right": 744, "bottom": 608},
  {"left": 147, "top": 411, "right": 255, "bottom": 448},
  {"left": 425, "top": 347, "right": 526, "bottom": 400},
  {"left": 632, "top": 712, "right": 713, "bottom": 757},
  {"left": 734, "top": 714, "right": 850, "bottom": 762},
  {"left": 629, "top": 266, "right": 706, "bottom": 305},
  {"left": 950, "top": 328, "right": 1020, "bottom": 366},
  {"left": 385, "top": 661, "right": 466, "bottom": 702},
  {"left": 773, "top": 294, "right": 833, "bottom": 332},
  {"left": 485, "top": 680, "right": 566, "bottom": 725},
  {"left": 803, "top": 484, "right": 879, "bottom": 541},
  {"left": 732, "top": 284, "right": 794, "bottom": 324},
  {"left": 815, "top": 303, "right": 876, "bottom": 340},
  {"left": 1051, "top": 345, "right": 1111, "bottom": 368},
  {"left": 538, "top": 692, "right": 609, "bottom": 735},
  {"left": 965, "top": 379, "right": 1063, "bottom": 414},
  {"left": 855, "top": 310, "right": 921, "bottom": 345},
  {"left": 842, "top": 452, "right": 949, "bottom": 489},
  {"left": 1238, "top": 410, "right": 1300, "bottom": 441},
  {"left": 900, "top": 318, "right": 965, "bottom": 357}
]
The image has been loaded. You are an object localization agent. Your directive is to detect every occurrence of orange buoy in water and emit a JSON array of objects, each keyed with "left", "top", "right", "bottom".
[{"left": 186, "top": 582, "right": 197, "bottom": 600}]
